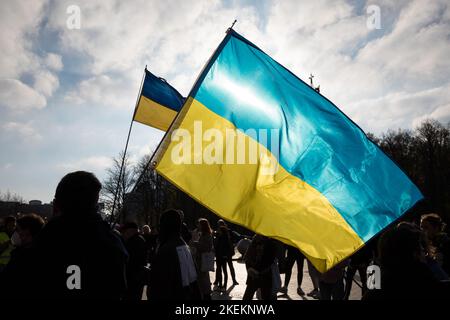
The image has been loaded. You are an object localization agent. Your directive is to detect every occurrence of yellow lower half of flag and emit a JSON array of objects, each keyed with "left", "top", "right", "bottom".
[
  {"left": 156, "top": 98, "right": 364, "bottom": 272},
  {"left": 134, "top": 96, "right": 178, "bottom": 131}
]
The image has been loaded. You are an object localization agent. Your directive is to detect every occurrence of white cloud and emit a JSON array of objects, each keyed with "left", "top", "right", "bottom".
[
  {"left": 0, "top": 79, "right": 47, "bottom": 111},
  {"left": 126, "top": 144, "right": 155, "bottom": 166},
  {"left": 2, "top": 121, "right": 43, "bottom": 143},
  {"left": 356, "top": 0, "right": 450, "bottom": 91},
  {"left": 57, "top": 156, "right": 113, "bottom": 172},
  {"left": 47, "top": 0, "right": 261, "bottom": 105},
  {"left": 2, "top": 0, "right": 448, "bottom": 127},
  {"left": 33, "top": 70, "right": 60, "bottom": 97},
  {"left": 412, "top": 103, "right": 450, "bottom": 129},
  {"left": 44, "top": 53, "right": 64, "bottom": 71},
  {"left": 348, "top": 84, "right": 450, "bottom": 133},
  {"left": 262, "top": 0, "right": 450, "bottom": 134},
  {"left": 264, "top": 1, "right": 375, "bottom": 103},
  {"left": 266, "top": 0, "right": 354, "bottom": 35},
  {"left": 1, "top": 163, "right": 13, "bottom": 171},
  {"left": 0, "top": 0, "right": 62, "bottom": 111},
  {"left": 65, "top": 74, "right": 135, "bottom": 108},
  {"left": 0, "top": 0, "right": 47, "bottom": 78}
]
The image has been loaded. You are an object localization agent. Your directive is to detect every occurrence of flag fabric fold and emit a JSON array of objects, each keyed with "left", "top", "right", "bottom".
[
  {"left": 133, "top": 69, "right": 184, "bottom": 131},
  {"left": 152, "top": 30, "right": 423, "bottom": 272}
]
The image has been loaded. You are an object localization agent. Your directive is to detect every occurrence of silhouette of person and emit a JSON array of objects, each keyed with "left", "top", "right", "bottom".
[
  {"left": 363, "top": 222, "right": 449, "bottom": 299},
  {"left": 280, "top": 245, "right": 305, "bottom": 296},
  {"left": 142, "top": 224, "right": 157, "bottom": 265},
  {"left": 421, "top": 213, "right": 450, "bottom": 277},
  {"left": 217, "top": 220, "right": 239, "bottom": 285},
  {"left": 318, "top": 258, "right": 349, "bottom": 300},
  {"left": 0, "top": 214, "right": 44, "bottom": 298},
  {"left": 35, "top": 171, "right": 128, "bottom": 299},
  {"left": 121, "top": 222, "right": 147, "bottom": 300},
  {"left": 306, "top": 260, "right": 321, "bottom": 299},
  {"left": 0, "top": 216, "right": 16, "bottom": 272},
  {"left": 343, "top": 240, "right": 376, "bottom": 300},
  {"left": 179, "top": 211, "right": 192, "bottom": 244},
  {"left": 243, "top": 234, "right": 277, "bottom": 300},
  {"left": 147, "top": 209, "right": 201, "bottom": 300},
  {"left": 214, "top": 225, "right": 234, "bottom": 291},
  {"left": 192, "top": 218, "right": 214, "bottom": 300}
]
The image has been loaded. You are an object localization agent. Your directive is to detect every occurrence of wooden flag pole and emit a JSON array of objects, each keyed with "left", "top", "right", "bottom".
[{"left": 109, "top": 67, "right": 147, "bottom": 228}]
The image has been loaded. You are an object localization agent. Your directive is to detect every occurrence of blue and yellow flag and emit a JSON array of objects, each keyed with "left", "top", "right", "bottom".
[
  {"left": 133, "top": 69, "right": 184, "bottom": 131},
  {"left": 153, "top": 30, "right": 423, "bottom": 272}
]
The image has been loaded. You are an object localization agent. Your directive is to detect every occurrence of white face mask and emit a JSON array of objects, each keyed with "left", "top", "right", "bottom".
[{"left": 10, "top": 231, "right": 21, "bottom": 247}]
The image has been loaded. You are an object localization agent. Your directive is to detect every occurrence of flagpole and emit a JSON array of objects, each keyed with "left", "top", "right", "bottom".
[{"left": 109, "top": 67, "right": 147, "bottom": 228}]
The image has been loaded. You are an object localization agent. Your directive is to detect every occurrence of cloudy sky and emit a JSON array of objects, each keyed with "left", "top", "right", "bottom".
[{"left": 1, "top": 0, "right": 449, "bottom": 203}]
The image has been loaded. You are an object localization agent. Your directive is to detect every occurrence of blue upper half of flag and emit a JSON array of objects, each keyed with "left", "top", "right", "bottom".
[
  {"left": 190, "top": 30, "right": 423, "bottom": 242},
  {"left": 141, "top": 69, "right": 184, "bottom": 112}
]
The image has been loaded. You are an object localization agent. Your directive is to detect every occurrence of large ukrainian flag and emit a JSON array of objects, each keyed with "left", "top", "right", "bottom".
[
  {"left": 134, "top": 69, "right": 184, "bottom": 131},
  {"left": 153, "top": 30, "right": 423, "bottom": 272}
]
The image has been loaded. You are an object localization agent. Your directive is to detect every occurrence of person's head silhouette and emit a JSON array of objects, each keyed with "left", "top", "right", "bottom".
[
  {"left": 420, "top": 213, "right": 443, "bottom": 241},
  {"left": 159, "top": 209, "right": 182, "bottom": 241},
  {"left": 379, "top": 222, "right": 426, "bottom": 269},
  {"left": 54, "top": 171, "right": 102, "bottom": 216},
  {"left": 198, "top": 218, "right": 212, "bottom": 235},
  {"left": 16, "top": 213, "right": 45, "bottom": 247}
]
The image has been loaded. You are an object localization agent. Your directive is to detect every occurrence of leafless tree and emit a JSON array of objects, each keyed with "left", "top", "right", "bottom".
[
  {"left": 101, "top": 151, "right": 137, "bottom": 222},
  {"left": 0, "top": 190, "right": 25, "bottom": 203},
  {"left": 129, "top": 154, "right": 178, "bottom": 226}
]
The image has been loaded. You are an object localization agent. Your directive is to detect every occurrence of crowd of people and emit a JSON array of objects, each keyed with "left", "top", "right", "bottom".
[{"left": 0, "top": 170, "right": 449, "bottom": 300}]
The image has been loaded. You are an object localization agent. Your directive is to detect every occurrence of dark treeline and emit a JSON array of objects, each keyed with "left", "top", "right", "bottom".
[
  {"left": 108, "top": 119, "right": 449, "bottom": 231},
  {"left": 368, "top": 119, "right": 450, "bottom": 225}
]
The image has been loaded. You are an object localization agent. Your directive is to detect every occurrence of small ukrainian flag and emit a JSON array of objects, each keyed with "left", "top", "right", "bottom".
[{"left": 134, "top": 69, "right": 184, "bottom": 131}]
